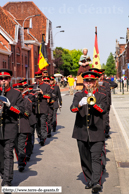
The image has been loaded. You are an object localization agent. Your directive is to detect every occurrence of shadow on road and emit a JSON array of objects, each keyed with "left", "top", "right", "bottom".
[
  {"left": 12, "top": 143, "right": 44, "bottom": 186},
  {"left": 77, "top": 172, "right": 87, "bottom": 186}
]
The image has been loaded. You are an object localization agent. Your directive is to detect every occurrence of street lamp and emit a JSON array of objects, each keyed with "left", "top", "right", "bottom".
[
  {"left": 21, "top": 14, "right": 41, "bottom": 47},
  {"left": 54, "top": 30, "right": 65, "bottom": 43}
]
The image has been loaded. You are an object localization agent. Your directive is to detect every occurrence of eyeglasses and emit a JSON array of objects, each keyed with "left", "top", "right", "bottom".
[{"left": 0, "top": 77, "right": 9, "bottom": 80}]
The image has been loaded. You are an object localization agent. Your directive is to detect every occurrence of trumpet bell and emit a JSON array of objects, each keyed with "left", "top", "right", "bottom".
[{"left": 87, "top": 96, "right": 96, "bottom": 105}]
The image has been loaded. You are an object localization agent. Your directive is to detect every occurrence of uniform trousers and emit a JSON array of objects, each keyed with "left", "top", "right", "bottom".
[
  {"left": 77, "top": 140, "right": 104, "bottom": 185},
  {"left": 47, "top": 107, "right": 54, "bottom": 135},
  {"left": 0, "top": 142, "right": 4, "bottom": 179},
  {"left": 0, "top": 138, "right": 15, "bottom": 185},
  {"left": 26, "top": 125, "right": 36, "bottom": 157},
  {"left": 36, "top": 113, "right": 48, "bottom": 140},
  {"left": 15, "top": 133, "right": 28, "bottom": 167},
  {"left": 52, "top": 108, "right": 58, "bottom": 131}
]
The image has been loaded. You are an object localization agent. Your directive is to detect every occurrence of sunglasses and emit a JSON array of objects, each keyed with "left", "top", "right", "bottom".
[{"left": 0, "top": 77, "right": 9, "bottom": 80}]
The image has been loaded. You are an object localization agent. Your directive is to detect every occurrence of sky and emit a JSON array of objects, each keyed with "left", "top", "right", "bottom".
[{"left": 1, "top": 0, "right": 129, "bottom": 64}]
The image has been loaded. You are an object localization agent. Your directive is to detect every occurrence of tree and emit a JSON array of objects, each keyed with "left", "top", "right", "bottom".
[
  {"left": 105, "top": 53, "right": 117, "bottom": 76},
  {"left": 101, "top": 63, "right": 106, "bottom": 69},
  {"left": 70, "top": 49, "right": 82, "bottom": 76},
  {"left": 53, "top": 48, "right": 63, "bottom": 74}
]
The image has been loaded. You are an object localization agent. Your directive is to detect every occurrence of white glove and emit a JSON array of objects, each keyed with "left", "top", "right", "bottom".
[
  {"left": 79, "top": 97, "right": 87, "bottom": 107},
  {"left": 4, "top": 97, "right": 11, "bottom": 107},
  {"left": 59, "top": 105, "right": 62, "bottom": 108}
]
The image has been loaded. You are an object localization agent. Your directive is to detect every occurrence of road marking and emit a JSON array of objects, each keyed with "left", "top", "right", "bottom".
[{"left": 112, "top": 103, "right": 129, "bottom": 149}]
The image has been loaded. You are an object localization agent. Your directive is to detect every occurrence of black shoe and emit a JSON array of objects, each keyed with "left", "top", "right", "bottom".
[
  {"left": 1, "top": 180, "right": 12, "bottom": 186},
  {"left": 105, "top": 132, "right": 110, "bottom": 138},
  {"left": 18, "top": 166, "right": 24, "bottom": 172},
  {"left": 85, "top": 181, "right": 92, "bottom": 189},
  {"left": 39, "top": 140, "right": 44, "bottom": 146},
  {"left": 53, "top": 127, "right": 56, "bottom": 132},
  {"left": 92, "top": 183, "right": 101, "bottom": 193},
  {"left": 26, "top": 155, "right": 30, "bottom": 162},
  {"left": 47, "top": 133, "right": 52, "bottom": 138}
]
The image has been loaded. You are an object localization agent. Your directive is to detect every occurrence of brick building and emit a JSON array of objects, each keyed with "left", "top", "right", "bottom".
[
  {"left": 0, "top": 2, "right": 54, "bottom": 83},
  {"left": 115, "top": 28, "right": 129, "bottom": 79}
]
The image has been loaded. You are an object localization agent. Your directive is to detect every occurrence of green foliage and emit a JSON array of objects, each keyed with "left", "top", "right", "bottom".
[
  {"left": 53, "top": 47, "right": 82, "bottom": 76},
  {"left": 105, "top": 53, "right": 117, "bottom": 76},
  {"left": 101, "top": 63, "right": 106, "bottom": 69}
]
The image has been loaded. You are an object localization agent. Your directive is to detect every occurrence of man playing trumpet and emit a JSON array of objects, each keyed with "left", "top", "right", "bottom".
[{"left": 70, "top": 71, "right": 107, "bottom": 193}]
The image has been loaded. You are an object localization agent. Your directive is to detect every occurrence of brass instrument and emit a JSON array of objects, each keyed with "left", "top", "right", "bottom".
[{"left": 87, "top": 85, "right": 96, "bottom": 106}]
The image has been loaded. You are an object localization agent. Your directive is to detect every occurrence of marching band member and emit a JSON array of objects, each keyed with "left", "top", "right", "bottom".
[
  {"left": 0, "top": 69, "right": 24, "bottom": 186},
  {"left": 99, "top": 69, "right": 118, "bottom": 137},
  {"left": 49, "top": 76, "right": 62, "bottom": 132},
  {"left": 33, "top": 71, "right": 51, "bottom": 146},
  {"left": 19, "top": 80, "right": 37, "bottom": 161},
  {"left": 13, "top": 83, "right": 32, "bottom": 172},
  {"left": 70, "top": 71, "right": 107, "bottom": 193}
]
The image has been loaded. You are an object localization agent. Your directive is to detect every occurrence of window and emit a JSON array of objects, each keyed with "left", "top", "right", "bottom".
[{"left": 3, "top": 60, "right": 6, "bottom": 68}]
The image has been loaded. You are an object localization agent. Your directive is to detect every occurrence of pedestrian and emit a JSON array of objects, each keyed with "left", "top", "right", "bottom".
[
  {"left": 67, "top": 75, "right": 75, "bottom": 95},
  {"left": 0, "top": 69, "right": 24, "bottom": 186},
  {"left": 70, "top": 71, "right": 107, "bottom": 193}
]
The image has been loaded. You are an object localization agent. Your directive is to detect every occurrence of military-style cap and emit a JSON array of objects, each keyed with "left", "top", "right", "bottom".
[
  {"left": 82, "top": 71, "right": 100, "bottom": 81},
  {"left": 43, "top": 76, "right": 50, "bottom": 81},
  {"left": 19, "top": 78, "right": 28, "bottom": 87},
  {"left": 50, "top": 76, "right": 55, "bottom": 80},
  {"left": 89, "top": 68, "right": 103, "bottom": 74},
  {"left": 0, "top": 69, "right": 13, "bottom": 77},
  {"left": 43, "top": 68, "right": 48, "bottom": 73},
  {"left": 13, "top": 83, "right": 23, "bottom": 90},
  {"left": 35, "top": 71, "right": 42, "bottom": 78}
]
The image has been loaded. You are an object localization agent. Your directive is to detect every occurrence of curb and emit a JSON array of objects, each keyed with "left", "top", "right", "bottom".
[{"left": 112, "top": 103, "right": 129, "bottom": 149}]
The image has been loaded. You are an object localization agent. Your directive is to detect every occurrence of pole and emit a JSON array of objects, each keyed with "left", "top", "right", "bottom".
[
  {"left": 127, "top": 78, "right": 128, "bottom": 92},
  {"left": 122, "top": 79, "right": 124, "bottom": 94},
  {"left": 120, "top": 79, "right": 121, "bottom": 92}
]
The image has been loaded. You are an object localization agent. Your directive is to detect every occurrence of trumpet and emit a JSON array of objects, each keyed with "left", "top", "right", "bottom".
[{"left": 87, "top": 85, "right": 96, "bottom": 105}]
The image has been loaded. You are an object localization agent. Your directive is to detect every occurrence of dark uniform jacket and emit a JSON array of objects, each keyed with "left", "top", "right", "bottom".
[
  {"left": 33, "top": 82, "right": 51, "bottom": 114},
  {"left": 0, "top": 87, "right": 24, "bottom": 140},
  {"left": 50, "top": 84, "right": 62, "bottom": 109},
  {"left": 105, "top": 78, "right": 118, "bottom": 88},
  {"left": 70, "top": 89, "right": 107, "bottom": 142},
  {"left": 19, "top": 97, "right": 32, "bottom": 134},
  {"left": 23, "top": 92, "right": 37, "bottom": 126}
]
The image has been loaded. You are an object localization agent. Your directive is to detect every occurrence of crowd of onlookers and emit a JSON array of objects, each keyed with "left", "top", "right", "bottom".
[{"left": 58, "top": 75, "right": 77, "bottom": 95}]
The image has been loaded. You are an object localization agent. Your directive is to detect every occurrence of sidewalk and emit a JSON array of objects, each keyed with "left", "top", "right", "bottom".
[{"left": 111, "top": 89, "right": 129, "bottom": 194}]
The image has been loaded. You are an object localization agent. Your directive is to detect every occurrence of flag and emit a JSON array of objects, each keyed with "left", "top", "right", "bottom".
[
  {"left": 38, "top": 35, "right": 49, "bottom": 70},
  {"left": 92, "top": 27, "right": 101, "bottom": 69}
]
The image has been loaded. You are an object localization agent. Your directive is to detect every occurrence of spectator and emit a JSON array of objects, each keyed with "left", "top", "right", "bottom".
[{"left": 67, "top": 75, "right": 75, "bottom": 95}]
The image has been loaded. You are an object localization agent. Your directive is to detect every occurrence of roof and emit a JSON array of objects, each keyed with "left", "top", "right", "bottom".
[
  {"left": 3, "top": 1, "right": 49, "bottom": 43},
  {"left": 0, "top": 6, "right": 16, "bottom": 40},
  {"left": 0, "top": 41, "right": 11, "bottom": 55}
]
